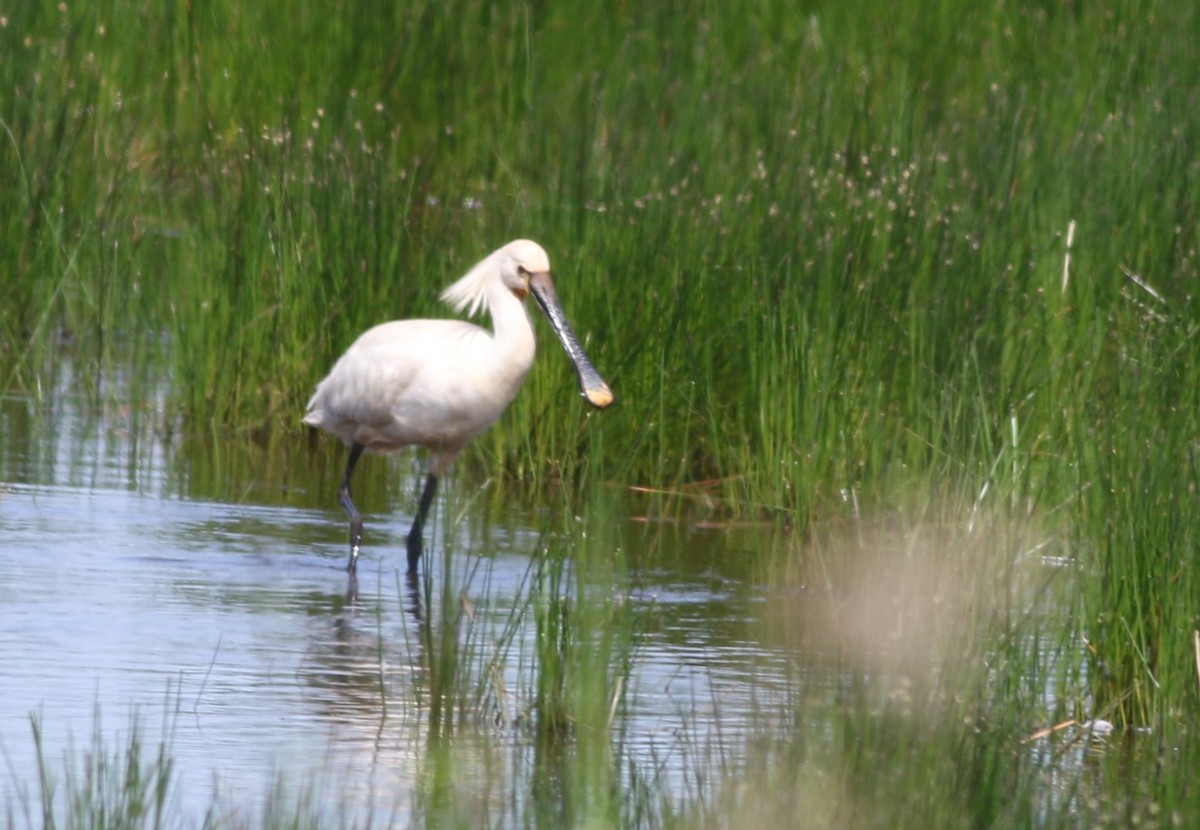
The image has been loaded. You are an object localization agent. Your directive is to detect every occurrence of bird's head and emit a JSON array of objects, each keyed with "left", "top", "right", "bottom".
[
  {"left": 441, "top": 238, "right": 614, "bottom": 410},
  {"left": 499, "top": 239, "right": 552, "bottom": 300}
]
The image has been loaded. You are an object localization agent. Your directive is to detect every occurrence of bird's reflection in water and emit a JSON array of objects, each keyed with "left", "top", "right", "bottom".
[{"left": 343, "top": 568, "right": 424, "bottom": 624}]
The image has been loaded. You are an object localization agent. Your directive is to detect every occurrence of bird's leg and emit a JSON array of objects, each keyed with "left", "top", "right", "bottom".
[
  {"left": 337, "top": 442, "right": 366, "bottom": 573},
  {"left": 406, "top": 473, "right": 439, "bottom": 574}
]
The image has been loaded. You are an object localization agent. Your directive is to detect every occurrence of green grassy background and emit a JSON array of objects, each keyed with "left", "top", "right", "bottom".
[
  {"left": 5, "top": 0, "right": 1196, "bottom": 506},
  {"left": 4, "top": 0, "right": 1200, "bottom": 824}
]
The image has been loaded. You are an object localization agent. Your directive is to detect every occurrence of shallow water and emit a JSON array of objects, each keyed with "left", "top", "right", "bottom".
[{"left": 0, "top": 382, "right": 792, "bottom": 822}]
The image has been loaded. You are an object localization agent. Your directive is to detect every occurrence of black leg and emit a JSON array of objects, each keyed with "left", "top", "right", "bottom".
[
  {"left": 406, "top": 473, "right": 438, "bottom": 574},
  {"left": 337, "top": 442, "right": 366, "bottom": 573}
]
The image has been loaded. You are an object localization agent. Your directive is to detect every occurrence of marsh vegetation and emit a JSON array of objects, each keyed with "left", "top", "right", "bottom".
[{"left": 3, "top": 0, "right": 1200, "bottom": 826}]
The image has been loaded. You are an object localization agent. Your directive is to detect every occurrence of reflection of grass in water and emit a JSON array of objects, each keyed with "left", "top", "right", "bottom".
[
  {"left": 411, "top": 471, "right": 650, "bottom": 827},
  {"left": 677, "top": 507, "right": 1182, "bottom": 829},
  {"left": 11, "top": 502, "right": 1200, "bottom": 827},
  {"left": 705, "top": 510, "right": 1048, "bottom": 828}
]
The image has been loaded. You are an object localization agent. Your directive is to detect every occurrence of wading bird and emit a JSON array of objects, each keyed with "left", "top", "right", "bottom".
[{"left": 304, "top": 239, "right": 613, "bottom": 575}]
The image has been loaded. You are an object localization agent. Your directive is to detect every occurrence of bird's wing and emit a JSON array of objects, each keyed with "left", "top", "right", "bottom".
[{"left": 303, "top": 320, "right": 490, "bottom": 448}]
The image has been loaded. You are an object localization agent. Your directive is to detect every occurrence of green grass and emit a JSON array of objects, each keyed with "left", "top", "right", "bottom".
[
  {"left": 5, "top": 0, "right": 1200, "bottom": 823},
  {"left": 11, "top": 708, "right": 174, "bottom": 830}
]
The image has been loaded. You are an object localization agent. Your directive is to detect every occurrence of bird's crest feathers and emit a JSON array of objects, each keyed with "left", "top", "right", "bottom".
[
  {"left": 439, "top": 250, "right": 496, "bottom": 319},
  {"left": 440, "top": 240, "right": 549, "bottom": 319}
]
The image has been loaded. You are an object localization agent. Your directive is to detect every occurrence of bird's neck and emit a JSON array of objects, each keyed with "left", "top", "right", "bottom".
[{"left": 486, "top": 278, "right": 537, "bottom": 368}]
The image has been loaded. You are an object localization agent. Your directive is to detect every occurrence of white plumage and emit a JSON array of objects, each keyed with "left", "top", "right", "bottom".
[{"left": 304, "top": 239, "right": 613, "bottom": 575}]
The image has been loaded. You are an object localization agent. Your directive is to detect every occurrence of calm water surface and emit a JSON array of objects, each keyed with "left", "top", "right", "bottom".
[{"left": 0, "top": 385, "right": 791, "bottom": 822}]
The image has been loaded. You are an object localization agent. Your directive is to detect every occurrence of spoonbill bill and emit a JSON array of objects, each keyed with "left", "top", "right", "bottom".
[{"left": 304, "top": 239, "right": 613, "bottom": 574}]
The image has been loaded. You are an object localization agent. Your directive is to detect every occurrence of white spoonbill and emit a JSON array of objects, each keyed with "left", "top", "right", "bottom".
[{"left": 304, "top": 239, "right": 614, "bottom": 574}]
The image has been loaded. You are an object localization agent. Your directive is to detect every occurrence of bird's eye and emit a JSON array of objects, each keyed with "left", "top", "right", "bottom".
[{"left": 516, "top": 265, "right": 529, "bottom": 277}]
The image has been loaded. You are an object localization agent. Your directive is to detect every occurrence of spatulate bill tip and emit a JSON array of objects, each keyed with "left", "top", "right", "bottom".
[{"left": 584, "top": 384, "right": 614, "bottom": 409}]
